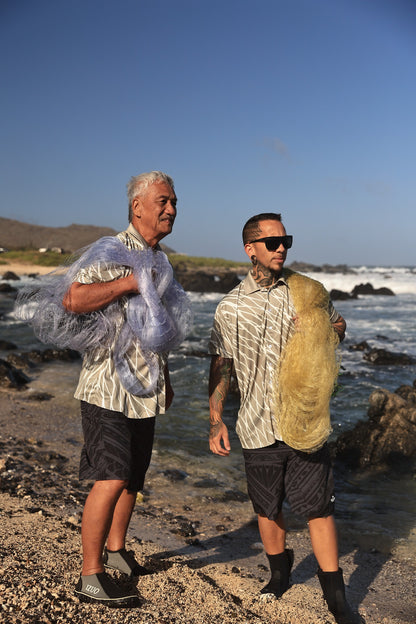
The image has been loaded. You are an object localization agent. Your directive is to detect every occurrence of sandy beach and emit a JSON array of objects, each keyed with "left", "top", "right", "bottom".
[
  {"left": 1, "top": 262, "right": 59, "bottom": 277},
  {"left": 1, "top": 383, "right": 415, "bottom": 624}
]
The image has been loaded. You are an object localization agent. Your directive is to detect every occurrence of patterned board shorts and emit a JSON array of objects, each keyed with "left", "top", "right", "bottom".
[
  {"left": 242, "top": 440, "right": 335, "bottom": 520},
  {"left": 79, "top": 401, "right": 155, "bottom": 492}
]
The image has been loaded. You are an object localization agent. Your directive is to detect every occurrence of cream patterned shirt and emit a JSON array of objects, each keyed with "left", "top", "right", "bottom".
[
  {"left": 74, "top": 224, "right": 167, "bottom": 419},
  {"left": 209, "top": 271, "right": 338, "bottom": 449}
]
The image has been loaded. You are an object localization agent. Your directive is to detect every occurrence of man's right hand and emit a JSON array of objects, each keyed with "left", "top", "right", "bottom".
[{"left": 209, "top": 420, "right": 231, "bottom": 456}]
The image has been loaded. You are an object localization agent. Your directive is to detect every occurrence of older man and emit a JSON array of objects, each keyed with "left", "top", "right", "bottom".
[
  {"left": 209, "top": 213, "right": 363, "bottom": 624},
  {"left": 64, "top": 171, "right": 179, "bottom": 607}
]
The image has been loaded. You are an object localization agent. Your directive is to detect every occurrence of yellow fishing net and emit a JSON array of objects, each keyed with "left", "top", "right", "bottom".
[{"left": 274, "top": 270, "right": 341, "bottom": 453}]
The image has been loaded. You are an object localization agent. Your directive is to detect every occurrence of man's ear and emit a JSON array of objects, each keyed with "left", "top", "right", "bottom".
[
  {"left": 131, "top": 196, "right": 142, "bottom": 219},
  {"left": 244, "top": 242, "right": 254, "bottom": 260}
]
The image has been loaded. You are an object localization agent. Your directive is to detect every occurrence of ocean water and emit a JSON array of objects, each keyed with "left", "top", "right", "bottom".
[{"left": 1, "top": 265, "right": 415, "bottom": 557}]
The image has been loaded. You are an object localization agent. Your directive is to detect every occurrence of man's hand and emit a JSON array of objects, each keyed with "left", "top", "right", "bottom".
[
  {"left": 208, "top": 355, "right": 233, "bottom": 457},
  {"left": 332, "top": 314, "right": 346, "bottom": 342},
  {"left": 209, "top": 420, "right": 231, "bottom": 456}
]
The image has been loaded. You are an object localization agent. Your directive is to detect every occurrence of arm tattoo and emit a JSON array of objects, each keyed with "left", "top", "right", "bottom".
[{"left": 209, "top": 356, "right": 232, "bottom": 434}]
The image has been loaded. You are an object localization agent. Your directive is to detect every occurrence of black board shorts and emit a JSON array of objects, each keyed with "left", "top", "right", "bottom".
[
  {"left": 243, "top": 441, "right": 335, "bottom": 520},
  {"left": 79, "top": 401, "right": 155, "bottom": 492}
]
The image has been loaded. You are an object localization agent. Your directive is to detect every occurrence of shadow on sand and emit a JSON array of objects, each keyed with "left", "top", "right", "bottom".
[{"left": 144, "top": 459, "right": 416, "bottom": 621}]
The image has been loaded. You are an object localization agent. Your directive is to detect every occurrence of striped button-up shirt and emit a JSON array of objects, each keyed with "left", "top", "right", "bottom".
[
  {"left": 74, "top": 224, "right": 167, "bottom": 419},
  {"left": 209, "top": 271, "right": 338, "bottom": 449}
]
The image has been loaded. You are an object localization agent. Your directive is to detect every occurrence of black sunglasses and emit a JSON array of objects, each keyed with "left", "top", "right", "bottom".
[{"left": 249, "top": 235, "right": 293, "bottom": 251}]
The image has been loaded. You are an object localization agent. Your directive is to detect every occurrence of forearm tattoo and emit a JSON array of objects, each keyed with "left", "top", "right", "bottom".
[{"left": 209, "top": 357, "right": 232, "bottom": 435}]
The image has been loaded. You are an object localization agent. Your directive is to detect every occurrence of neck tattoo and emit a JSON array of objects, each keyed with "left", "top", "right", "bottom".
[{"left": 251, "top": 261, "right": 280, "bottom": 287}]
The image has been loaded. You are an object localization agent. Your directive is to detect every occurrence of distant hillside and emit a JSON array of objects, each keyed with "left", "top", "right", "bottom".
[{"left": 0, "top": 218, "right": 174, "bottom": 254}]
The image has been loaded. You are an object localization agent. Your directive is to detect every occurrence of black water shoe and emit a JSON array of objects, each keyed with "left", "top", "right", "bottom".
[
  {"left": 318, "top": 567, "right": 365, "bottom": 624},
  {"left": 103, "top": 547, "right": 150, "bottom": 577},
  {"left": 260, "top": 548, "right": 294, "bottom": 601},
  {"left": 74, "top": 571, "right": 141, "bottom": 607}
]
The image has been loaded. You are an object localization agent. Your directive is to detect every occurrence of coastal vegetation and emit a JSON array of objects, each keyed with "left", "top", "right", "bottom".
[
  {"left": 168, "top": 253, "right": 249, "bottom": 272},
  {"left": 0, "top": 248, "right": 250, "bottom": 272},
  {"left": 0, "top": 249, "right": 67, "bottom": 267}
]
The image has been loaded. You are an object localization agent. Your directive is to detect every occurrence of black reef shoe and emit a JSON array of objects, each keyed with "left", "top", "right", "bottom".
[{"left": 74, "top": 571, "right": 141, "bottom": 607}]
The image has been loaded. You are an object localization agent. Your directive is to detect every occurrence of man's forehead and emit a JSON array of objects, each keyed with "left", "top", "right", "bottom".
[
  {"left": 146, "top": 181, "right": 176, "bottom": 198},
  {"left": 258, "top": 219, "right": 285, "bottom": 232}
]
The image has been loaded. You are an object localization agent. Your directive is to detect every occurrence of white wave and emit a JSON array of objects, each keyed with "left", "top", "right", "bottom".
[
  {"left": 303, "top": 267, "right": 416, "bottom": 295},
  {"left": 186, "top": 291, "right": 224, "bottom": 303},
  {"left": 186, "top": 266, "right": 416, "bottom": 296}
]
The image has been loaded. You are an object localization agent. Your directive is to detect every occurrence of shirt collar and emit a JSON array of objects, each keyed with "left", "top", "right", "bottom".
[
  {"left": 242, "top": 270, "right": 288, "bottom": 294},
  {"left": 126, "top": 223, "right": 161, "bottom": 250}
]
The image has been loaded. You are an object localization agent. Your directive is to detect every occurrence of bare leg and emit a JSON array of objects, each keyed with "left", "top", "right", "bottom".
[
  {"left": 258, "top": 511, "right": 286, "bottom": 554},
  {"left": 106, "top": 489, "right": 137, "bottom": 551},
  {"left": 308, "top": 515, "right": 339, "bottom": 572},
  {"left": 81, "top": 479, "right": 127, "bottom": 576}
]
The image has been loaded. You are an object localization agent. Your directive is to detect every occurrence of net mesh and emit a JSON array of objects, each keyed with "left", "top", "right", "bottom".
[
  {"left": 14, "top": 236, "right": 193, "bottom": 396},
  {"left": 274, "top": 270, "right": 341, "bottom": 453}
]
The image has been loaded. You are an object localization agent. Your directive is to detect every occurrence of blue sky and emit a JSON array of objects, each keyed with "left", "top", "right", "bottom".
[{"left": 1, "top": 0, "right": 415, "bottom": 266}]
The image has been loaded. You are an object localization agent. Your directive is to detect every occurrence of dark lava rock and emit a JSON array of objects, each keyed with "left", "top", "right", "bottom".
[
  {"left": 330, "top": 289, "right": 357, "bottom": 301},
  {"left": 395, "top": 383, "right": 416, "bottom": 405},
  {"left": 333, "top": 382, "right": 416, "bottom": 469},
  {"left": 363, "top": 348, "right": 415, "bottom": 365},
  {"left": 287, "top": 262, "right": 355, "bottom": 274},
  {"left": 175, "top": 270, "right": 240, "bottom": 293},
  {"left": 40, "top": 348, "right": 81, "bottom": 362},
  {"left": 0, "top": 340, "right": 17, "bottom": 351},
  {"left": 0, "top": 359, "right": 30, "bottom": 389},
  {"left": 22, "top": 391, "right": 54, "bottom": 402},
  {"left": 351, "top": 282, "right": 395, "bottom": 296},
  {"left": 6, "top": 349, "right": 80, "bottom": 371},
  {"left": 6, "top": 353, "right": 37, "bottom": 369},
  {"left": 218, "top": 489, "right": 248, "bottom": 503},
  {"left": 170, "top": 515, "right": 199, "bottom": 537},
  {"left": 0, "top": 283, "right": 17, "bottom": 293},
  {"left": 163, "top": 469, "right": 188, "bottom": 481},
  {"left": 1, "top": 271, "right": 20, "bottom": 281}
]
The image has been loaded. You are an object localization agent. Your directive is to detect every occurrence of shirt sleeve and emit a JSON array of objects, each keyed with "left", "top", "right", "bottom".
[
  {"left": 208, "top": 304, "right": 234, "bottom": 359},
  {"left": 74, "top": 263, "right": 131, "bottom": 285},
  {"left": 328, "top": 299, "right": 341, "bottom": 323}
]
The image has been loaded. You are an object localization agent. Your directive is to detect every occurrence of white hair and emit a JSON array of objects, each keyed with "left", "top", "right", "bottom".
[{"left": 127, "top": 171, "right": 175, "bottom": 222}]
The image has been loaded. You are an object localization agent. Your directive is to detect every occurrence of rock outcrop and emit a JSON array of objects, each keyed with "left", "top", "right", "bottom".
[
  {"left": 334, "top": 381, "right": 416, "bottom": 469},
  {"left": 1, "top": 271, "right": 20, "bottom": 281},
  {"left": 351, "top": 282, "right": 395, "bottom": 297},
  {"left": 0, "top": 349, "right": 81, "bottom": 390},
  {"left": 331, "top": 282, "right": 395, "bottom": 300},
  {"left": 175, "top": 270, "right": 240, "bottom": 293},
  {"left": 363, "top": 348, "right": 415, "bottom": 366}
]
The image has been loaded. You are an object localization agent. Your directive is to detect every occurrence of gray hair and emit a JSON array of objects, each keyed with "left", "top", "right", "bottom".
[{"left": 127, "top": 171, "right": 175, "bottom": 222}]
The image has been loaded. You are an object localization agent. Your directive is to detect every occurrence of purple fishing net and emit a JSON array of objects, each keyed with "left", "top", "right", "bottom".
[{"left": 14, "top": 236, "right": 193, "bottom": 395}]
